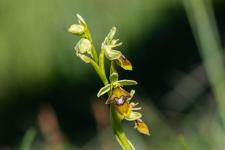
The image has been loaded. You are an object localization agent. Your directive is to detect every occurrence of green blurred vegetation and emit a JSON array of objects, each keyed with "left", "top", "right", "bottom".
[
  {"left": 0, "top": 0, "right": 225, "bottom": 149},
  {"left": 0, "top": 0, "right": 178, "bottom": 101}
]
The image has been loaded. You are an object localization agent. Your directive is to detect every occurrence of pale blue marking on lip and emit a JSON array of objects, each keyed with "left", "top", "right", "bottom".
[{"left": 116, "top": 97, "right": 124, "bottom": 105}]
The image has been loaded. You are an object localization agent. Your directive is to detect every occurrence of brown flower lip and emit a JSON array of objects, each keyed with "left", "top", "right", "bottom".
[
  {"left": 135, "top": 119, "right": 150, "bottom": 136},
  {"left": 116, "top": 55, "right": 132, "bottom": 70},
  {"left": 105, "top": 87, "right": 130, "bottom": 104},
  {"left": 115, "top": 100, "right": 130, "bottom": 116}
]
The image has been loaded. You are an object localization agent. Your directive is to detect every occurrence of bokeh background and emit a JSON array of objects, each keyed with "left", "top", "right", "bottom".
[{"left": 0, "top": 0, "right": 225, "bottom": 149}]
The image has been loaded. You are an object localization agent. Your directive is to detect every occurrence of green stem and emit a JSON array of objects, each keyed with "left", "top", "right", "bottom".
[
  {"left": 89, "top": 59, "right": 107, "bottom": 85},
  {"left": 99, "top": 48, "right": 108, "bottom": 85},
  {"left": 85, "top": 26, "right": 98, "bottom": 63},
  {"left": 96, "top": 47, "right": 134, "bottom": 150},
  {"left": 91, "top": 45, "right": 98, "bottom": 63},
  {"left": 111, "top": 105, "right": 135, "bottom": 150},
  {"left": 93, "top": 62, "right": 135, "bottom": 150},
  {"left": 110, "top": 61, "right": 117, "bottom": 75}
]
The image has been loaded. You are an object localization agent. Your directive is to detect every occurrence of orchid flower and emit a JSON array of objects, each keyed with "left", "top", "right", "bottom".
[{"left": 102, "top": 27, "right": 132, "bottom": 70}]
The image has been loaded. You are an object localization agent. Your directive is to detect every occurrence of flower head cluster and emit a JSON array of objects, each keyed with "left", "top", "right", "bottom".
[
  {"left": 98, "top": 72, "right": 150, "bottom": 135},
  {"left": 68, "top": 14, "right": 150, "bottom": 149}
]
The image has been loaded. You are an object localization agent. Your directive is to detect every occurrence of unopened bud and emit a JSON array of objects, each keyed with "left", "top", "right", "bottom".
[
  {"left": 68, "top": 24, "right": 84, "bottom": 35},
  {"left": 75, "top": 38, "right": 92, "bottom": 56}
]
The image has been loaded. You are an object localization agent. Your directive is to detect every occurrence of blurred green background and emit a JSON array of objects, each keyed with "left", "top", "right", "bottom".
[{"left": 0, "top": 0, "right": 225, "bottom": 149}]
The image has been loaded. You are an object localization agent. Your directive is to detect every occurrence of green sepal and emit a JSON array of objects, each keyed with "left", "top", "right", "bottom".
[
  {"left": 116, "top": 80, "right": 138, "bottom": 86},
  {"left": 104, "top": 27, "right": 116, "bottom": 45},
  {"left": 76, "top": 14, "right": 87, "bottom": 26},
  {"left": 78, "top": 54, "right": 92, "bottom": 63},
  {"left": 105, "top": 47, "right": 122, "bottom": 60},
  {"left": 97, "top": 84, "right": 111, "bottom": 97}
]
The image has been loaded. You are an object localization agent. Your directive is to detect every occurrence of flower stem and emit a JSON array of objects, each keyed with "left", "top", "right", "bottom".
[
  {"left": 110, "top": 105, "right": 135, "bottom": 150},
  {"left": 85, "top": 26, "right": 98, "bottom": 63},
  {"left": 99, "top": 48, "right": 108, "bottom": 85},
  {"left": 95, "top": 47, "right": 135, "bottom": 150},
  {"left": 89, "top": 59, "right": 107, "bottom": 85}
]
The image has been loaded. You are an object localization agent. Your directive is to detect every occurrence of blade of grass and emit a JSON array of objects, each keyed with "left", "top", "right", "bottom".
[
  {"left": 183, "top": 0, "right": 225, "bottom": 127},
  {"left": 20, "top": 128, "right": 36, "bottom": 150}
]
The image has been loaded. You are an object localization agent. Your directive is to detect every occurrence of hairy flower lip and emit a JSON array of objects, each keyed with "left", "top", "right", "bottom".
[
  {"left": 105, "top": 87, "right": 131, "bottom": 104},
  {"left": 106, "top": 95, "right": 130, "bottom": 104},
  {"left": 134, "top": 119, "right": 150, "bottom": 136},
  {"left": 115, "top": 101, "right": 131, "bottom": 117},
  {"left": 116, "top": 55, "right": 132, "bottom": 71}
]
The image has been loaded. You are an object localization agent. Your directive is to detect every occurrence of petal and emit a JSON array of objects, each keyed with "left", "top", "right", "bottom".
[
  {"left": 132, "top": 107, "right": 142, "bottom": 111},
  {"left": 135, "top": 120, "right": 150, "bottom": 136},
  {"left": 104, "top": 27, "right": 116, "bottom": 44},
  {"left": 76, "top": 14, "right": 86, "bottom": 26},
  {"left": 105, "top": 47, "right": 122, "bottom": 60},
  {"left": 124, "top": 112, "right": 142, "bottom": 121},
  {"left": 110, "top": 72, "right": 119, "bottom": 83},
  {"left": 108, "top": 27, "right": 116, "bottom": 41},
  {"left": 111, "top": 39, "right": 121, "bottom": 46},
  {"left": 97, "top": 84, "right": 111, "bottom": 97},
  {"left": 106, "top": 87, "right": 130, "bottom": 104},
  {"left": 116, "top": 80, "right": 138, "bottom": 86},
  {"left": 127, "top": 90, "right": 135, "bottom": 102},
  {"left": 116, "top": 55, "right": 132, "bottom": 70}
]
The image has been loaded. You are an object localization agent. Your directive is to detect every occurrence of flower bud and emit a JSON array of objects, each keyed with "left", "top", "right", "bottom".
[
  {"left": 104, "top": 46, "right": 122, "bottom": 60},
  {"left": 68, "top": 24, "right": 84, "bottom": 35},
  {"left": 75, "top": 38, "right": 92, "bottom": 57}
]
